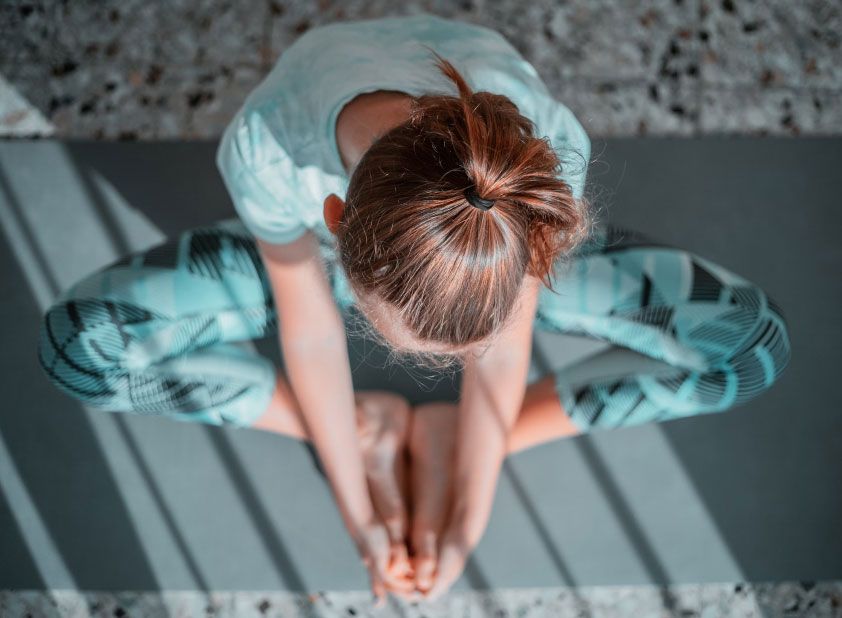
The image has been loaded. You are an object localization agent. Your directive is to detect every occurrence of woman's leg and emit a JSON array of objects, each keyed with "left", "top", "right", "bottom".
[
  {"left": 509, "top": 224, "right": 792, "bottom": 449},
  {"left": 506, "top": 373, "right": 581, "bottom": 452},
  {"left": 250, "top": 370, "right": 309, "bottom": 438},
  {"left": 38, "top": 218, "right": 296, "bottom": 428}
]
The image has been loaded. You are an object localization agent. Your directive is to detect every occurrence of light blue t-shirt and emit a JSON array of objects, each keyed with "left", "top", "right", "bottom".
[{"left": 216, "top": 12, "right": 591, "bottom": 246}]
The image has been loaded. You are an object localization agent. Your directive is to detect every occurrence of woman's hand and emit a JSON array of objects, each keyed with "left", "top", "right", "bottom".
[
  {"left": 423, "top": 518, "right": 475, "bottom": 601},
  {"left": 352, "top": 517, "right": 416, "bottom": 606}
]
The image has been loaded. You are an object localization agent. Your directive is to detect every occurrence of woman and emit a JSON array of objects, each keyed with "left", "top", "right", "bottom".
[{"left": 37, "top": 13, "right": 791, "bottom": 604}]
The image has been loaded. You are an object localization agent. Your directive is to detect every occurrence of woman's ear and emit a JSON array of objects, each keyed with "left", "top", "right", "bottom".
[{"left": 323, "top": 193, "right": 345, "bottom": 235}]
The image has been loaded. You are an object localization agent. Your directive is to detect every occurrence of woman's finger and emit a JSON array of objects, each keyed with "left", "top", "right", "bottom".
[
  {"left": 374, "top": 543, "right": 416, "bottom": 593},
  {"left": 411, "top": 524, "right": 439, "bottom": 592},
  {"left": 384, "top": 552, "right": 417, "bottom": 601},
  {"left": 365, "top": 561, "right": 387, "bottom": 608},
  {"left": 423, "top": 544, "right": 464, "bottom": 602},
  {"left": 380, "top": 568, "right": 417, "bottom": 593},
  {"left": 424, "top": 567, "right": 457, "bottom": 602},
  {"left": 388, "top": 542, "right": 413, "bottom": 578}
]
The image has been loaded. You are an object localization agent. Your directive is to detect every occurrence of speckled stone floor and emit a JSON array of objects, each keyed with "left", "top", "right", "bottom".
[
  {"left": 1, "top": 0, "right": 841, "bottom": 139},
  {"left": 3, "top": 583, "right": 842, "bottom": 617}
]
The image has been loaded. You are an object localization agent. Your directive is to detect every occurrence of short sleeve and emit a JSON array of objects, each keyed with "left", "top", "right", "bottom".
[
  {"left": 541, "top": 97, "right": 591, "bottom": 200},
  {"left": 216, "top": 109, "right": 309, "bottom": 245}
]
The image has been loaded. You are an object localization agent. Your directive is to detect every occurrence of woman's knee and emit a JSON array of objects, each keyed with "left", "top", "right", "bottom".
[
  {"left": 726, "top": 292, "right": 792, "bottom": 404},
  {"left": 680, "top": 280, "right": 791, "bottom": 413},
  {"left": 37, "top": 297, "right": 127, "bottom": 405}
]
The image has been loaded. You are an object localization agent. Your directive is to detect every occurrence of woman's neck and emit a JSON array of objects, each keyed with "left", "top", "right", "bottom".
[{"left": 335, "top": 90, "right": 414, "bottom": 174}]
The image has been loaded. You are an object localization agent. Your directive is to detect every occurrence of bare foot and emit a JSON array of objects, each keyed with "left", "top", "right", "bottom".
[
  {"left": 407, "top": 401, "right": 459, "bottom": 593},
  {"left": 354, "top": 390, "right": 414, "bottom": 580}
]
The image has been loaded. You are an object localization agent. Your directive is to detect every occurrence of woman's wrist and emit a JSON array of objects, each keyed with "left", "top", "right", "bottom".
[
  {"left": 450, "top": 439, "right": 508, "bottom": 547},
  {"left": 450, "top": 482, "right": 497, "bottom": 549},
  {"left": 435, "top": 504, "right": 482, "bottom": 562},
  {"left": 327, "top": 473, "right": 377, "bottom": 539},
  {"left": 312, "top": 443, "right": 376, "bottom": 540},
  {"left": 348, "top": 503, "right": 379, "bottom": 530}
]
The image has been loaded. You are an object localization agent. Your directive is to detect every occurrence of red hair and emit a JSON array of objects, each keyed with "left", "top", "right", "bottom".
[{"left": 337, "top": 49, "right": 592, "bottom": 361}]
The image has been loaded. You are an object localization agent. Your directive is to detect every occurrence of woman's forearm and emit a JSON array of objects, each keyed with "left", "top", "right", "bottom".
[
  {"left": 451, "top": 400, "right": 509, "bottom": 545},
  {"left": 281, "top": 330, "right": 374, "bottom": 531},
  {"left": 451, "top": 336, "right": 533, "bottom": 543}
]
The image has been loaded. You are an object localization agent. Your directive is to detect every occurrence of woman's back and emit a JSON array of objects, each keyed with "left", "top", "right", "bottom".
[{"left": 216, "top": 12, "right": 590, "bottom": 249}]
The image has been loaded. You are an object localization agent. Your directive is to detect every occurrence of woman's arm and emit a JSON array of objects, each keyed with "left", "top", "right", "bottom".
[
  {"left": 259, "top": 234, "right": 372, "bottom": 526},
  {"left": 282, "top": 322, "right": 372, "bottom": 526},
  {"left": 426, "top": 275, "right": 541, "bottom": 599},
  {"left": 453, "top": 275, "right": 540, "bottom": 535},
  {"left": 257, "top": 234, "right": 410, "bottom": 602}
]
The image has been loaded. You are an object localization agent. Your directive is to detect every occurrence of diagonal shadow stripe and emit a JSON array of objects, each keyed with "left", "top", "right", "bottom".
[
  {"left": 204, "top": 428, "right": 309, "bottom": 592},
  {"left": 0, "top": 448, "right": 50, "bottom": 590},
  {"left": 0, "top": 163, "right": 61, "bottom": 295},
  {"left": 0, "top": 154, "right": 169, "bottom": 612},
  {"left": 113, "top": 416, "right": 212, "bottom": 592},
  {"left": 531, "top": 335, "right": 681, "bottom": 616}
]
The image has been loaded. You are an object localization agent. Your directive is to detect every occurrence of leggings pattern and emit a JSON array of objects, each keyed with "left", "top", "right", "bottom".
[
  {"left": 37, "top": 219, "right": 791, "bottom": 431},
  {"left": 536, "top": 226, "right": 791, "bottom": 429}
]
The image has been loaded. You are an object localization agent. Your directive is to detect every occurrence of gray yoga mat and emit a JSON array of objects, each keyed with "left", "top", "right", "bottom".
[{"left": 0, "top": 138, "right": 839, "bottom": 591}]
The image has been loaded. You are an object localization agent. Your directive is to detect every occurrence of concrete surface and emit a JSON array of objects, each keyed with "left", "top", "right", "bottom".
[{"left": 1, "top": 1, "right": 841, "bottom": 139}]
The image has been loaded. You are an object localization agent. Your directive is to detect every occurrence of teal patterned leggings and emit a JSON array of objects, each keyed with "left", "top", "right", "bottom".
[{"left": 37, "top": 218, "right": 791, "bottom": 432}]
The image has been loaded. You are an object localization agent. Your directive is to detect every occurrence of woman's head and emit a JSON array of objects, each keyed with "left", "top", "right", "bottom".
[{"left": 329, "top": 48, "right": 592, "bottom": 367}]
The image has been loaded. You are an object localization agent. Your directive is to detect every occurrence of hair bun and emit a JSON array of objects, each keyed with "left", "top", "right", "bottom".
[{"left": 463, "top": 186, "right": 495, "bottom": 211}]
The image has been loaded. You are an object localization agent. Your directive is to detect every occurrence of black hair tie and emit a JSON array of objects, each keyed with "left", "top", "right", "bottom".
[{"left": 464, "top": 186, "right": 495, "bottom": 211}]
